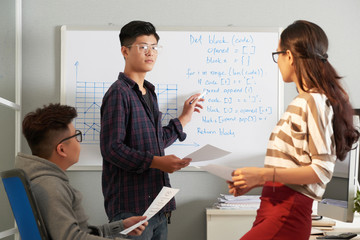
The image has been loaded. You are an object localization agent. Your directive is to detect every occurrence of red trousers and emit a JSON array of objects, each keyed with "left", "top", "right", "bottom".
[{"left": 240, "top": 182, "right": 313, "bottom": 240}]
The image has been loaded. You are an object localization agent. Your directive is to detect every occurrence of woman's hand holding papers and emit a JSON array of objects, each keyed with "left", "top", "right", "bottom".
[{"left": 228, "top": 167, "right": 270, "bottom": 196}]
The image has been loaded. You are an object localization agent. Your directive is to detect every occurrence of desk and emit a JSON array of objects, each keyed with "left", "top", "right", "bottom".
[
  {"left": 206, "top": 208, "right": 256, "bottom": 240},
  {"left": 206, "top": 208, "right": 360, "bottom": 240},
  {"left": 310, "top": 213, "right": 360, "bottom": 239}
]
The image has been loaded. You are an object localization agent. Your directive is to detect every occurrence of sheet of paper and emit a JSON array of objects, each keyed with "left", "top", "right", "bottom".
[
  {"left": 199, "top": 164, "right": 235, "bottom": 181},
  {"left": 185, "top": 144, "right": 231, "bottom": 162},
  {"left": 120, "top": 186, "right": 179, "bottom": 235}
]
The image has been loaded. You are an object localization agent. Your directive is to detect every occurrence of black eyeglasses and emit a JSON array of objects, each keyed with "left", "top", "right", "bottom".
[
  {"left": 57, "top": 130, "right": 82, "bottom": 145},
  {"left": 272, "top": 51, "right": 287, "bottom": 63}
]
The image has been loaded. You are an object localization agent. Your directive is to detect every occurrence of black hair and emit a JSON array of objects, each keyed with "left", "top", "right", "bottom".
[
  {"left": 119, "top": 20, "right": 160, "bottom": 47},
  {"left": 22, "top": 103, "right": 77, "bottom": 159}
]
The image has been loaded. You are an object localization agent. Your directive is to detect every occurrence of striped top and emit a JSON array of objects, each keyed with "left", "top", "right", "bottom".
[{"left": 264, "top": 92, "right": 337, "bottom": 200}]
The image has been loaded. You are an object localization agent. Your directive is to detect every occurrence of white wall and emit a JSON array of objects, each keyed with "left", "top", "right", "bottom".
[
  {"left": 0, "top": 0, "right": 16, "bottom": 238},
  {"left": 21, "top": 1, "right": 360, "bottom": 239}
]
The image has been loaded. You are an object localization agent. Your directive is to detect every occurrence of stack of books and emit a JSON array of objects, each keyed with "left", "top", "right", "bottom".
[
  {"left": 311, "top": 216, "right": 336, "bottom": 231},
  {"left": 214, "top": 194, "right": 261, "bottom": 209}
]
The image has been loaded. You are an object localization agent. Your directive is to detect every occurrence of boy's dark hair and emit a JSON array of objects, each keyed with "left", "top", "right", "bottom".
[
  {"left": 22, "top": 103, "right": 77, "bottom": 159},
  {"left": 119, "top": 20, "right": 160, "bottom": 47}
]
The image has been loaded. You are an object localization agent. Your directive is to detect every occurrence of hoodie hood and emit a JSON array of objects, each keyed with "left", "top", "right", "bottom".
[{"left": 15, "top": 152, "right": 68, "bottom": 183}]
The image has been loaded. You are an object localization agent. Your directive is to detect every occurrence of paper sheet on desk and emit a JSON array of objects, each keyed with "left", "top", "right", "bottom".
[
  {"left": 185, "top": 144, "right": 231, "bottom": 162},
  {"left": 120, "top": 187, "right": 179, "bottom": 235}
]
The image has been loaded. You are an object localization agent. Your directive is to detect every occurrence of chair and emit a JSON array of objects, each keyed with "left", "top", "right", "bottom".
[{"left": 1, "top": 168, "right": 49, "bottom": 240}]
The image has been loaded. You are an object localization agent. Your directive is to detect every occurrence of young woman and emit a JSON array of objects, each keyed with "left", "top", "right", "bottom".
[{"left": 228, "top": 20, "right": 360, "bottom": 240}]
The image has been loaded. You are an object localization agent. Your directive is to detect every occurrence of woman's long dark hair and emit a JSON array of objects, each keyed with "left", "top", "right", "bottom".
[{"left": 280, "top": 20, "right": 359, "bottom": 160}]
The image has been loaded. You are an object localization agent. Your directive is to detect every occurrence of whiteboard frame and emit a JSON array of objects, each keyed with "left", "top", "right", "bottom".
[{"left": 60, "top": 25, "right": 284, "bottom": 171}]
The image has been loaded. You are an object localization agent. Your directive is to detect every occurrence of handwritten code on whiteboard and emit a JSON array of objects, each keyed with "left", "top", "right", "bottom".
[{"left": 61, "top": 27, "right": 283, "bottom": 168}]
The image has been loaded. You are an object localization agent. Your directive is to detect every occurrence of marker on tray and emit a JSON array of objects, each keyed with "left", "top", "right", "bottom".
[{"left": 190, "top": 91, "right": 207, "bottom": 104}]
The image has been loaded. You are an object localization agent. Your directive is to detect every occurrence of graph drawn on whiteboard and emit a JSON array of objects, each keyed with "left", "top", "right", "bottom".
[
  {"left": 75, "top": 81, "right": 111, "bottom": 144},
  {"left": 156, "top": 84, "right": 178, "bottom": 124},
  {"left": 74, "top": 79, "right": 179, "bottom": 144}
]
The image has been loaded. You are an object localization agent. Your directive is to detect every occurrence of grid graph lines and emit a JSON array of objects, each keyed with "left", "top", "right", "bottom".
[
  {"left": 75, "top": 81, "right": 111, "bottom": 144},
  {"left": 156, "top": 84, "right": 178, "bottom": 126},
  {"left": 74, "top": 82, "right": 178, "bottom": 144}
]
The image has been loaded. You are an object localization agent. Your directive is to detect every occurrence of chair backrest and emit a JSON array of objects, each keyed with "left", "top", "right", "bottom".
[{"left": 1, "top": 168, "right": 49, "bottom": 240}]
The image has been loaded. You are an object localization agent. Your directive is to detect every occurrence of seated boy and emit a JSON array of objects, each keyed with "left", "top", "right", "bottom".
[{"left": 15, "top": 103, "right": 148, "bottom": 239}]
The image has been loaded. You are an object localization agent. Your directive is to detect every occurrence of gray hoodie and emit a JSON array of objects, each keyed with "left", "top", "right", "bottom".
[{"left": 15, "top": 153, "right": 126, "bottom": 240}]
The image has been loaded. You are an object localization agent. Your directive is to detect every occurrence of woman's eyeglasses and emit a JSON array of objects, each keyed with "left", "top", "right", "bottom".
[{"left": 272, "top": 51, "right": 287, "bottom": 63}]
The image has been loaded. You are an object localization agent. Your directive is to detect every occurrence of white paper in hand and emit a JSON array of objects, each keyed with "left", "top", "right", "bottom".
[
  {"left": 120, "top": 187, "right": 179, "bottom": 235},
  {"left": 200, "top": 164, "right": 235, "bottom": 181},
  {"left": 185, "top": 144, "right": 231, "bottom": 162}
]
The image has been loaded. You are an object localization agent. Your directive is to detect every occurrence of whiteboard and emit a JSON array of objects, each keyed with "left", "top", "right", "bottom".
[{"left": 61, "top": 26, "right": 283, "bottom": 170}]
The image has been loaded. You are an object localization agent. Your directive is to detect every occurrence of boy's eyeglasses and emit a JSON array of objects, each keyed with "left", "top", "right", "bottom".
[
  {"left": 57, "top": 130, "right": 82, "bottom": 145},
  {"left": 127, "top": 44, "right": 162, "bottom": 54},
  {"left": 272, "top": 51, "right": 287, "bottom": 63}
]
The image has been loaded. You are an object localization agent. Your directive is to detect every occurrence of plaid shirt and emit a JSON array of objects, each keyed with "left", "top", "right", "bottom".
[{"left": 100, "top": 73, "right": 186, "bottom": 219}]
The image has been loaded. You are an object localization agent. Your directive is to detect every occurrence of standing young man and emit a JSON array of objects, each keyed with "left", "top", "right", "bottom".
[
  {"left": 100, "top": 21, "right": 203, "bottom": 239},
  {"left": 16, "top": 103, "right": 148, "bottom": 240}
]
